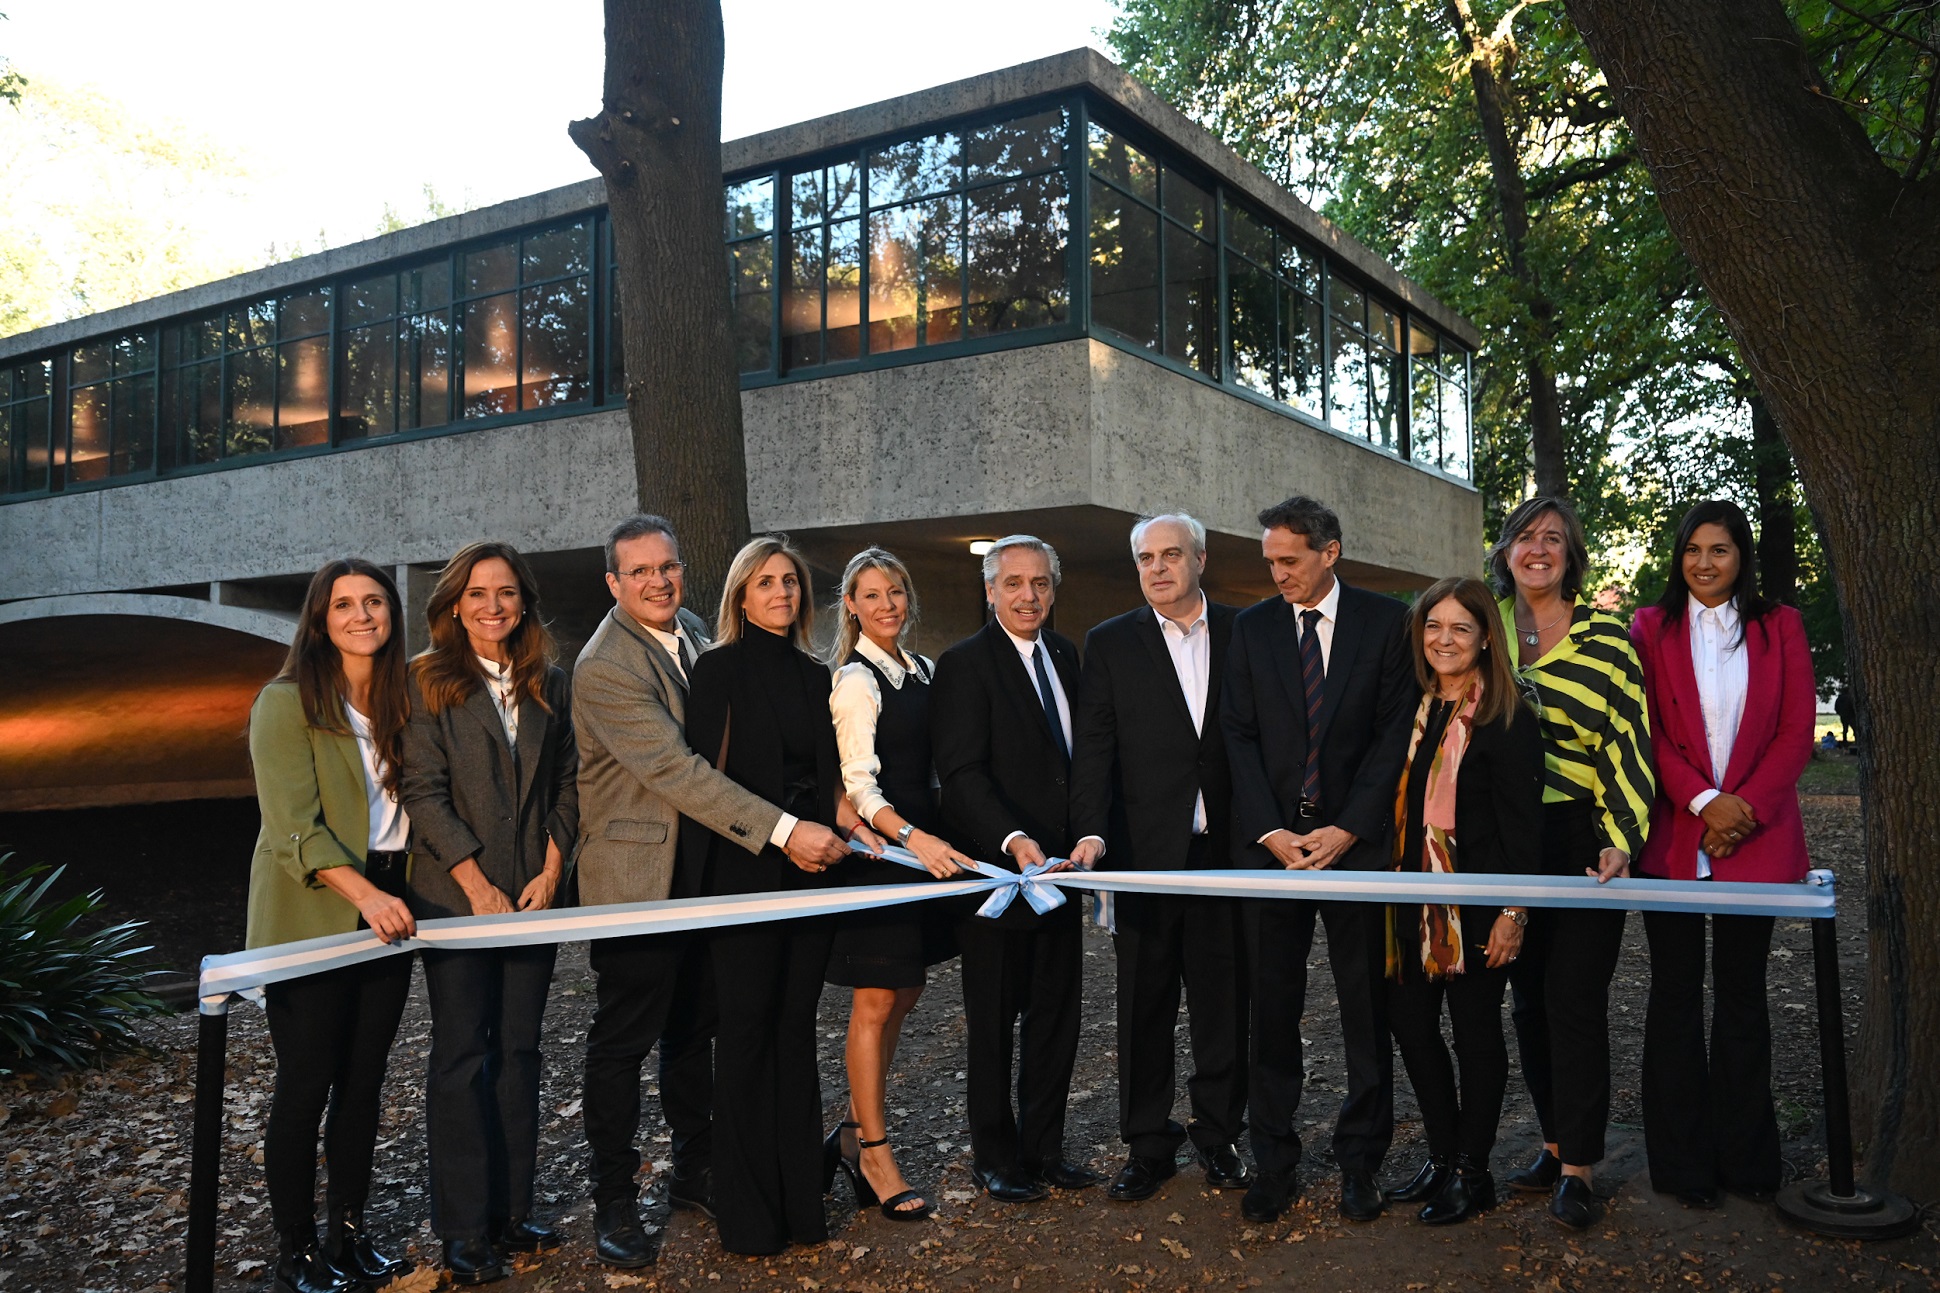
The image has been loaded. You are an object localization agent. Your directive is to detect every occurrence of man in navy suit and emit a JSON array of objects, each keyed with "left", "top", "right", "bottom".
[
  {"left": 1069, "top": 514, "right": 1250, "bottom": 1202},
  {"left": 931, "top": 535, "right": 1103, "bottom": 1203},
  {"left": 1222, "top": 496, "right": 1417, "bottom": 1223}
]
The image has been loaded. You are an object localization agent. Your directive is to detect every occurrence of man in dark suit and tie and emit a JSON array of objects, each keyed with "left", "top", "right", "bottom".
[
  {"left": 573, "top": 514, "right": 849, "bottom": 1265},
  {"left": 1222, "top": 496, "right": 1417, "bottom": 1223},
  {"left": 931, "top": 534, "right": 1103, "bottom": 1203},
  {"left": 1069, "top": 513, "right": 1251, "bottom": 1203}
]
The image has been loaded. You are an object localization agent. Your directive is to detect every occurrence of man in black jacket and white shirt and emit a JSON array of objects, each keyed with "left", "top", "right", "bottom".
[{"left": 1069, "top": 513, "right": 1251, "bottom": 1203}]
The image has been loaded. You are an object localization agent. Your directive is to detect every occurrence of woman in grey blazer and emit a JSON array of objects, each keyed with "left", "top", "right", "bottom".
[{"left": 401, "top": 541, "right": 578, "bottom": 1285}]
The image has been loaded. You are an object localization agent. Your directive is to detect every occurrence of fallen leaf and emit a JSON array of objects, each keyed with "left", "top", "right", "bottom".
[
  {"left": 1160, "top": 1237, "right": 1192, "bottom": 1259},
  {"left": 1165, "top": 1211, "right": 1185, "bottom": 1225},
  {"left": 604, "top": 1276, "right": 647, "bottom": 1289}
]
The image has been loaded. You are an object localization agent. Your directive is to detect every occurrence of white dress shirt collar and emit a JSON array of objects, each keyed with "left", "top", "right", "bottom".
[
  {"left": 1156, "top": 594, "right": 1209, "bottom": 639},
  {"left": 1295, "top": 576, "right": 1342, "bottom": 625}
]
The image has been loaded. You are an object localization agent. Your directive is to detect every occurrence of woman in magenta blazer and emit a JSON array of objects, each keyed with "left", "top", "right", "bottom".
[{"left": 1629, "top": 499, "right": 1815, "bottom": 1209}]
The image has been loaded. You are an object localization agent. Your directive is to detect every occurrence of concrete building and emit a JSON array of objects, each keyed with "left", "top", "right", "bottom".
[{"left": 0, "top": 49, "right": 1482, "bottom": 812}]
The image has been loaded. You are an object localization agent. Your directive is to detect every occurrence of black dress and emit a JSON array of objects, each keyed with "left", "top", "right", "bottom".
[
  {"left": 682, "top": 623, "right": 840, "bottom": 1255},
  {"left": 827, "top": 650, "right": 958, "bottom": 988}
]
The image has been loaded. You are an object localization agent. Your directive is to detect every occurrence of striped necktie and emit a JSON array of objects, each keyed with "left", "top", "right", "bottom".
[{"left": 1299, "top": 608, "right": 1324, "bottom": 807}]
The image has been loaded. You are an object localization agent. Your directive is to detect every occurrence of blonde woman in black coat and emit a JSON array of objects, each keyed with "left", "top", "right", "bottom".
[{"left": 401, "top": 541, "right": 577, "bottom": 1285}]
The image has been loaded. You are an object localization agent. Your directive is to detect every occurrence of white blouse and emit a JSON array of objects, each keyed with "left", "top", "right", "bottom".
[
  {"left": 1688, "top": 595, "right": 1749, "bottom": 878},
  {"left": 829, "top": 636, "right": 933, "bottom": 828},
  {"left": 477, "top": 655, "right": 520, "bottom": 749},
  {"left": 345, "top": 702, "right": 410, "bottom": 852}
]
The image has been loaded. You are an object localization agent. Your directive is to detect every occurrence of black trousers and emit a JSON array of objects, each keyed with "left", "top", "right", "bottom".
[
  {"left": 263, "top": 955, "right": 412, "bottom": 1240},
  {"left": 1245, "top": 897, "right": 1393, "bottom": 1177},
  {"left": 1509, "top": 800, "right": 1626, "bottom": 1165},
  {"left": 1113, "top": 855, "right": 1249, "bottom": 1159},
  {"left": 421, "top": 943, "right": 556, "bottom": 1241},
  {"left": 1388, "top": 955, "right": 1511, "bottom": 1163},
  {"left": 709, "top": 915, "right": 836, "bottom": 1255},
  {"left": 583, "top": 932, "right": 716, "bottom": 1207},
  {"left": 1642, "top": 909, "right": 1781, "bottom": 1194},
  {"left": 957, "top": 897, "right": 1083, "bottom": 1176}
]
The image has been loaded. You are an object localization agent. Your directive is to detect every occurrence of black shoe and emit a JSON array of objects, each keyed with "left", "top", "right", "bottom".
[
  {"left": 1721, "top": 1181, "right": 1776, "bottom": 1204},
  {"left": 321, "top": 1202, "right": 410, "bottom": 1286},
  {"left": 1507, "top": 1147, "right": 1562, "bottom": 1194},
  {"left": 1038, "top": 1160, "right": 1104, "bottom": 1191},
  {"left": 1420, "top": 1156, "right": 1495, "bottom": 1225},
  {"left": 1673, "top": 1185, "right": 1720, "bottom": 1210},
  {"left": 667, "top": 1167, "right": 715, "bottom": 1220},
  {"left": 274, "top": 1230, "right": 357, "bottom": 1293},
  {"left": 1549, "top": 1176, "right": 1603, "bottom": 1231},
  {"left": 823, "top": 1119, "right": 859, "bottom": 1193},
  {"left": 1339, "top": 1168, "right": 1385, "bottom": 1221},
  {"left": 1198, "top": 1143, "right": 1252, "bottom": 1191},
  {"left": 490, "top": 1218, "right": 563, "bottom": 1253},
  {"left": 1240, "top": 1170, "right": 1296, "bottom": 1223},
  {"left": 443, "top": 1237, "right": 508, "bottom": 1285},
  {"left": 593, "top": 1199, "right": 655, "bottom": 1269},
  {"left": 1386, "top": 1157, "right": 1451, "bottom": 1204},
  {"left": 972, "top": 1164, "right": 1049, "bottom": 1203},
  {"left": 1108, "top": 1155, "right": 1177, "bottom": 1202}
]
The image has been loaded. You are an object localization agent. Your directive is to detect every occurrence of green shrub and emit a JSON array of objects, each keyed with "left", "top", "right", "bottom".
[{"left": 0, "top": 856, "right": 166, "bottom": 1073}]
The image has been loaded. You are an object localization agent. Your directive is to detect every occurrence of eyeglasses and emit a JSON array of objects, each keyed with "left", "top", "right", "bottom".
[{"left": 617, "top": 562, "right": 684, "bottom": 582}]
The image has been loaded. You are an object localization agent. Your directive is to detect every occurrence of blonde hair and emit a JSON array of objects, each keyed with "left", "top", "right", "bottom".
[
  {"left": 715, "top": 534, "right": 816, "bottom": 651},
  {"left": 827, "top": 546, "right": 919, "bottom": 667}
]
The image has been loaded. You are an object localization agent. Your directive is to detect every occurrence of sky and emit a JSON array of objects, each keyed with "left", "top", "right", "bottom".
[{"left": 2, "top": 0, "right": 1125, "bottom": 260}]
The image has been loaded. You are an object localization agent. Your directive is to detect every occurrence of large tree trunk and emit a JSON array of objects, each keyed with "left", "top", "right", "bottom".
[
  {"left": 1566, "top": 0, "right": 1940, "bottom": 1196},
  {"left": 1749, "top": 394, "right": 1798, "bottom": 605},
  {"left": 570, "top": 0, "right": 749, "bottom": 610},
  {"left": 1448, "top": 0, "right": 1568, "bottom": 495}
]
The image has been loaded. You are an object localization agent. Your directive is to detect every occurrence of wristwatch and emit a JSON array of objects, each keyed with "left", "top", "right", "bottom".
[
  {"left": 1501, "top": 908, "right": 1529, "bottom": 927},
  {"left": 896, "top": 823, "right": 916, "bottom": 847}
]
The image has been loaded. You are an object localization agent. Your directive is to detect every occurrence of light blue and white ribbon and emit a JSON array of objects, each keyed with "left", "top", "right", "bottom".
[{"left": 200, "top": 850, "right": 1834, "bottom": 1012}]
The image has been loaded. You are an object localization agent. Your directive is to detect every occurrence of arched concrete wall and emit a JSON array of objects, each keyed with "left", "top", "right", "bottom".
[
  {"left": 0, "top": 593, "right": 296, "bottom": 643},
  {"left": 0, "top": 605, "right": 292, "bottom": 812}
]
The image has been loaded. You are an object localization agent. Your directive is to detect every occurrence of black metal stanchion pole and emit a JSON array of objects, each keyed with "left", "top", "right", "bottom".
[
  {"left": 186, "top": 994, "right": 232, "bottom": 1293},
  {"left": 1775, "top": 870, "right": 1919, "bottom": 1238}
]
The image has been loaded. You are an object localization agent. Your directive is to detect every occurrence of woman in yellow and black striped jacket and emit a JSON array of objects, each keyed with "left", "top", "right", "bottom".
[{"left": 1486, "top": 496, "right": 1654, "bottom": 1233}]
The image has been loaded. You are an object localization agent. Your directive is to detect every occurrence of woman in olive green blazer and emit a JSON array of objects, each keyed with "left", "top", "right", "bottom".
[{"left": 245, "top": 557, "right": 418, "bottom": 1293}]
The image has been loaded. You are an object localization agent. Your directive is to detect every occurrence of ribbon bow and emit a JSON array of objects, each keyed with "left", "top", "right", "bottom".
[{"left": 854, "top": 841, "right": 1069, "bottom": 918}]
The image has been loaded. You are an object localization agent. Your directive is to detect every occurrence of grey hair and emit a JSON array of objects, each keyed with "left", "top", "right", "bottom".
[
  {"left": 604, "top": 513, "right": 678, "bottom": 573},
  {"left": 1130, "top": 512, "right": 1208, "bottom": 560},
  {"left": 980, "top": 534, "right": 1062, "bottom": 586}
]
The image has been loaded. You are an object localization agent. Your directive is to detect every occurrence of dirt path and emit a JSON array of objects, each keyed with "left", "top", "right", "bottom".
[{"left": 3, "top": 794, "right": 1935, "bottom": 1291}]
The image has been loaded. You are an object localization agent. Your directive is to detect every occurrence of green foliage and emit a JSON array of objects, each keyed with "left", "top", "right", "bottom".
[
  {"left": 0, "top": 857, "right": 165, "bottom": 1074},
  {"left": 0, "top": 75, "right": 254, "bottom": 335},
  {"left": 375, "top": 182, "right": 473, "bottom": 236},
  {"left": 1791, "top": 0, "right": 1940, "bottom": 182},
  {"left": 1109, "top": 0, "right": 1749, "bottom": 587}
]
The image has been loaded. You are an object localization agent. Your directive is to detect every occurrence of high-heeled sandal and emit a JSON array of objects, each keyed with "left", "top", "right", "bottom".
[
  {"left": 853, "top": 1135, "right": 935, "bottom": 1222},
  {"left": 823, "top": 1120, "right": 860, "bottom": 1194}
]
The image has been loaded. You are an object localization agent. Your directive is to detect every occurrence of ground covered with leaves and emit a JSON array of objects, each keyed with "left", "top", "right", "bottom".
[{"left": 3, "top": 776, "right": 1935, "bottom": 1291}]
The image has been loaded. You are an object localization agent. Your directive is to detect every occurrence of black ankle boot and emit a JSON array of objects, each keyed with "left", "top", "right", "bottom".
[
  {"left": 1385, "top": 1156, "right": 1452, "bottom": 1203},
  {"left": 1420, "top": 1154, "right": 1496, "bottom": 1225},
  {"left": 323, "top": 1200, "right": 411, "bottom": 1286},
  {"left": 275, "top": 1227, "right": 357, "bottom": 1293}
]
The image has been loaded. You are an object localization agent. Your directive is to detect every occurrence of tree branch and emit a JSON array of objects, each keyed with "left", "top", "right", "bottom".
[{"left": 1526, "top": 150, "right": 1635, "bottom": 200}]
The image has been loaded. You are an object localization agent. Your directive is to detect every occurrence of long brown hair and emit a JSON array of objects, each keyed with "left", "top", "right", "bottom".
[
  {"left": 270, "top": 557, "right": 410, "bottom": 796},
  {"left": 715, "top": 534, "right": 816, "bottom": 651},
  {"left": 1408, "top": 576, "right": 1527, "bottom": 730},
  {"left": 412, "top": 541, "right": 558, "bottom": 716},
  {"left": 825, "top": 546, "right": 919, "bottom": 667}
]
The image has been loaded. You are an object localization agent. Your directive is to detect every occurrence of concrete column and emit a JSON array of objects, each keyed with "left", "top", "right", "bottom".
[{"left": 396, "top": 565, "right": 439, "bottom": 657}]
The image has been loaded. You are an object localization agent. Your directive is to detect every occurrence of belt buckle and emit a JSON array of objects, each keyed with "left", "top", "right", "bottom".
[{"left": 1295, "top": 799, "right": 1321, "bottom": 823}]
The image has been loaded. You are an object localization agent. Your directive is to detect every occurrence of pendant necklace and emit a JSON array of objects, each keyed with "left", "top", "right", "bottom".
[{"left": 1519, "top": 607, "right": 1567, "bottom": 647}]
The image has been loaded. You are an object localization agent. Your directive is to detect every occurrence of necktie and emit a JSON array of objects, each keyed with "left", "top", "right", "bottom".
[
  {"left": 1032, "top": 642, "right": 1069, "bottom": 761},
  {"left": 1299, "top": 608, "right": 1324, "bottom": 807}
]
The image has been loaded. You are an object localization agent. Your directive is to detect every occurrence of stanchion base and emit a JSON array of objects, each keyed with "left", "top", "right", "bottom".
[{"left": 1775, "top": 1180, "right": 1922, "bottom": 1240}]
